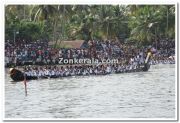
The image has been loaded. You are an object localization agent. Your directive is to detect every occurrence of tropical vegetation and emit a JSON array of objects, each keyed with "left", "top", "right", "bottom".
[{"left": 5, "top": 5, "right": 175, "bottom": 45}]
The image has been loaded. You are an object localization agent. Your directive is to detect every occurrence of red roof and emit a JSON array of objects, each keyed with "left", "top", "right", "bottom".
[{"left": 49, "top": 40, "right": 84, "bottom": 48}]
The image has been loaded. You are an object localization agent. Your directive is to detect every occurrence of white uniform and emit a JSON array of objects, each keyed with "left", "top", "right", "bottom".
[
  {"left": 45, "top": 70, "right": 50, "bottom": 76},
  {"left": 106, "top": 66, "right": 111, "bottom": 73},
  {"left": 38, "top": 70, "right": 43, "bottom": 77}
]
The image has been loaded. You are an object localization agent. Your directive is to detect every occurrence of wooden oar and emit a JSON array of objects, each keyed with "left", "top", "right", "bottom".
[{"left": 23, "top": 74, "right": 27, "bottom": 96}]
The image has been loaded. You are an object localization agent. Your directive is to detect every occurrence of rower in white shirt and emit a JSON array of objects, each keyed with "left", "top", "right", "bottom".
[
  {"left": 94, "top": 68, "right": 98, "bottom": 75},
  {"left": 28, "top": 70, "right": 33, "bottom": 77},
  {"left": 70, "top": 69, "right": 75, "bottom": 76},
  {"left": 89, "top": 68, "right": 93, "bottom": 74},
  {"left": 50, "top": 70, "right": 55, "bottom": 77},
  {"left": 38, "top": 70, "right": 43, "bottom": 77},
  {"left": 25, "top": 70, "right": 30, "bottom": 76},
  {"left": 106, "top": 65, "right": 111, "bottom": 74},
  {"left": 55, "top": 70, "right": 60, "bottom": 77},
  {"left": 33, "top": 70, "right": 37, "bottom": 77},
  {"left": 45, "top": 69, "right": 50, "bottom": 77}
]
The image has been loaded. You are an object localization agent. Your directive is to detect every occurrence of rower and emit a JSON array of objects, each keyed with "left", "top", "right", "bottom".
[
  {"left": 44, "top": 69, "right": 50, "bottom": 77},
  {"left": 143, "top": 47, "right": 153, "bottom": 71},
  {"left": 50, "top": 69, "right": 56, "bottom": 78},
  {"left": 38, "top": 67, "right": 44, "bottom": 78},
  {"left": 89, "top": 66, "right": 93, "bottom": 75},
  {"left": 106, "top": 64, "right": 111, "bottom": 74}
]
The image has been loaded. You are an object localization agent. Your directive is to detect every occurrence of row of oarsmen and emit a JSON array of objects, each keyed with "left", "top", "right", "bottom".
[
  {"left": 23, "top": 58, "right": 175, "bottom": 78},
  {"left": 149, "top": 59, "right": 175, "bottom": 65},
  {"left": 24, "top": 64, "right": 145, "bottom": 78}
]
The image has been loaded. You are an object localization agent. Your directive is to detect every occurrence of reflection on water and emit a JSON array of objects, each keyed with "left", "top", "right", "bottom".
[{"left": 5, "top": 64, "right": 175, "bottom": 118}]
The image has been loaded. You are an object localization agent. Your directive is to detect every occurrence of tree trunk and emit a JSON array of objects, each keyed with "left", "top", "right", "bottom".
[{"left": 53, "top": 19, "right": 58, "bottom": 48}]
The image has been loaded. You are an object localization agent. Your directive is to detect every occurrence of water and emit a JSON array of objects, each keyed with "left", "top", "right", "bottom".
[{"left": 5, "top": 64, "right": 175, "bottom": 118}]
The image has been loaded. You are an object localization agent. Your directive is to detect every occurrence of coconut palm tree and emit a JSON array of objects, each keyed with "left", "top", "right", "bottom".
[
  {"left": 128, "top": 5, "right": 175, "bottom": 44},
  {"left": 31, "top": 5, "right": 57, "bottom": 21}
]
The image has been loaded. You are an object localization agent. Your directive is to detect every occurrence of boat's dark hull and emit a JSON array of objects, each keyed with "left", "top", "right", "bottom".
[
  {"left": 9, "top": 64, "right": 150, "bottom": 82},
  {"left": 142, "top": 63, "right": 150, "bottom": 71}
]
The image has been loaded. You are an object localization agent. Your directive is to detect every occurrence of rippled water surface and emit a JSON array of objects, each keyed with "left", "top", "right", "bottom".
[{"left": 5, "top": 64, "right": 175, "bottom": 118}]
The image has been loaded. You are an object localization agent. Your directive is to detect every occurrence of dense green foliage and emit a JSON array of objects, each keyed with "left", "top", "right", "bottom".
[{"left": 5, "top": 5, "right": 175, "bottom": 44}]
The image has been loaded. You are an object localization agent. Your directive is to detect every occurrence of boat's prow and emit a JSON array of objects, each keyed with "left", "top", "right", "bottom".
[
  {"left": 142, "top": 51, "right": 152, "bottom": 71},
  {"left": 9, "top": 68, "right": 24, "bottom": 81},
  {"left": 9, "top": 68, "right": 37, "bottom": 82}
]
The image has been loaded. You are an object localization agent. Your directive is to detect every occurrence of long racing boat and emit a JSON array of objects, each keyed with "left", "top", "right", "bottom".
[{"left": 9, "top": 52, "right": 152, "bottom": 82}]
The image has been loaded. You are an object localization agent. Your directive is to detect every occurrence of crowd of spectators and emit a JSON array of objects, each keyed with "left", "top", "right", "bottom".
[{"left": 5, "top": 38, "right": 175, "bottom": 67}]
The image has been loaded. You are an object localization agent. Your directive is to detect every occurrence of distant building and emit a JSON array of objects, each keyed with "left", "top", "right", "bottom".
[{"left": 49, "top": 40, "right": 88, "bottom": 49}]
